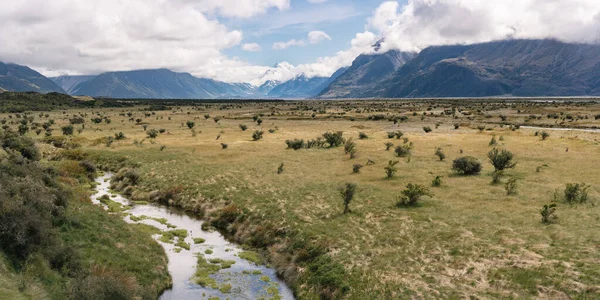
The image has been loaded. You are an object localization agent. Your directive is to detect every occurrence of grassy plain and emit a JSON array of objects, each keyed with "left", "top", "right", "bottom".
[{"left": 4, "top": 99, "right": 600, "bottom": 299}]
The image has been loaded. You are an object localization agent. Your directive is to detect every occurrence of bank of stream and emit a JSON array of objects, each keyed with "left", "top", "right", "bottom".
[{"left": 91, "top": 173, "right": 295, "bottom": 300}]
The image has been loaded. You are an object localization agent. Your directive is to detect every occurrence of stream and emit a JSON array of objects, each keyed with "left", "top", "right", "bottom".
[
  {"left": 91, "top": 173, "right": 295, "bottom": 300},
  {"left": 520, "top": 126, "right": 600, "bottom": 133}
]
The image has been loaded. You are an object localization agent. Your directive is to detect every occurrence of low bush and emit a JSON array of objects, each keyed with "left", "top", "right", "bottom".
[
  {"left": 384, "top": 160, "right": 399, "bottom": 178},
  {"left": 286, "top": 139, "right": 305, "bottom": 150},
  {"left": 563, "top": 183, "right": 590, "bottom": 204},
  {"left": 422, "top": 126, "right": 432, "bottom": 133},
  {"left": 394, "top": 144, "right": 412, "bottom": 157},
  {"left": 252, "top": 130, "right": 264, "bottom": 141},
  {"left": 352, "top": 164, "right": 363, "bottom": 173},
  {"left": 358, "top": 132, "right": 368, "bottom": 139},
  {"left": 397, "top": 183, "right": 432, "bottom": 207},
  {"left": 432, "top": 176, "right": 443, "bottom": 187},
  {"left": 539, "top": 204, "right": 557, "bottom": 224},
  {"left": 488, "top": 148, "right": 517, "bottom": 171},
  {"left": 322, "top": 131, "right": 345, "bottom": 147},
  {"left": 452, "top": 156, "right": 482, "bottom": 175},
  {"left": 434, "top": 147, "right": 445, "bottom": 161},
  {"left": 385, "top": 142, "right": 394, "bottom": 151},
  {"left": 340, "top": 183, "right": 357, "bottom": 214}
]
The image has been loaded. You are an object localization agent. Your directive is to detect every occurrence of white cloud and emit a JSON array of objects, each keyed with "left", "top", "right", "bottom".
[
  {"left": 273, "top": 39, "right": 307, "bottom": 50},
  {"left": 273, "top": 30, "right": 331, "bottom": 50},
  {"left": 0, "top": 0, "right": 288, "bottom": 82},
  {"left": 368, "top": 0, "right": 600, "bottom": 53},
  {"left": 307, "top": 0, "right": 328, "bottom": 3},
  {"left": 242, "top": 43, "right": 262, "bottom": 52},
  {"left": 308, "top": 30, "right": 332, "bottom": 44}
]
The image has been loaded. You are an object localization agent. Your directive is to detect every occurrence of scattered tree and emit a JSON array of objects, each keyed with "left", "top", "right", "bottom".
[
  {"left": 434, "top": 147, "right": 445, "bottom": 161},
  {"left": 539, "top": 204, "right": 557, "bottom": 224},
  {"left": 397, "top": 183, "right": 432, "bottom": 207},
  {"left": 339, "top": 183, "right": 357, "bottom": 214},
  {"left": 452, "top": 156, "right": 482, "bottom": 175},
  {"left": 488, "top": 148, "right": 517, "bottom": 171},
  {"left": 252, "top": 130, "right": 264, "bottom": 141},
  {"left": 384, "top": 160, "right": 399, "bottom": 178}
]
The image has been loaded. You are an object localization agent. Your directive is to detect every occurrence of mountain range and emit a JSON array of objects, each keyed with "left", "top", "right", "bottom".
[{"left": 3, "top": 39, "right": 600, "bottom": 99}]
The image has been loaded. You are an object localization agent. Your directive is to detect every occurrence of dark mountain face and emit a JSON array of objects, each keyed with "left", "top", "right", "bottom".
[
  {"left": 51, "top": 75, "right": 96, "bottom": 94},
  {"left": 267, "top": 67, "right": 348, "bottom": 99},
  {"left": 379, "top": 39, "right": 600, "bottom": 98},
  {"left": 73, "top": 69, "right": 256, "bottom": 99},
  {"left": 318, "top": 50, "right": 417, "bottom": 98},
  {"left": 0, "top": 62, "right": 65, "bottom": 93}
]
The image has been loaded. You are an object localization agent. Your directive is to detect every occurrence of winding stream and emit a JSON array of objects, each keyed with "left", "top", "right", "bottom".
[{"left": 91, "top": 173, "right": 295, "bottom": 300}]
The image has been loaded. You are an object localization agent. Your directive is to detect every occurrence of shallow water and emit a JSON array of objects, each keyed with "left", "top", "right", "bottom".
[{"left": 92, "top": 173, "right": 295, "bottom": 300}]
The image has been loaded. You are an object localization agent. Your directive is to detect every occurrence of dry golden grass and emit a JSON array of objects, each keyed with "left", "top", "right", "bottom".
[{"left": 5, "top": 99, "right": 600, "bottom": 298}]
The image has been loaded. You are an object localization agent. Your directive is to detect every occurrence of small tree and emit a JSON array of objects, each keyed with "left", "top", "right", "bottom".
[
  {"left": 252, "top": 130, "right": 264, "bottom": 141},
  {"left": 277, "top": 163, "right": 284, "bottom": 174},
  {"left": 239, "top": 124, "right": 248, "bottom": 131},
  {"left": 488, "top": 148, "right": 517, "bottom": 171},
  {"left": 397, "top": 183, "right": 432, "bottom": 207},
  {"left": 384, "top": 160, "right": 399, "bottom": 178},
  {"left": 115, "top": 132, "right": 126, "bottom": 140},
  {"left": 352, "top": 164, "right": 363, "bottom": 174},
  {"left": 345, "top": 138, "right": 357, "bottom": 158},
  {"left": 434, "top": 147, "right": 445, "bottom": 161},
  {"left": 186, "top": 121, "right": 195, "bottom": 129},
  {"left": 432, "top": 176, "right": 443, "bottom": 187},
  {"left": 221, "top": 143, "right": 228, "bottom": 149},
  {"left": 204, "top": 114, "right": 210, "bottom": 119},
  {"left": 256, "top": 119, "right": 263, "bottom": 125},
  {"left": 540, "top": 131, "right": 550, "bottom": 140},
  {"left": 422, "top": 126, "right": 432, "bottom": 133},
  {"left": 385, "top": 142, "right": 394, "bottom": 151},
  {"left": 539, "top": 204, "right": 557, "bottom": 224},
  {"left": 213, "top": 117, "right": 221, "bottom": 123},
  {"left": 340, "top": 183, "right": 357, "bottom": 214},
  {"left": 452, "top": 156, "right": 482, "bottom": 175}
]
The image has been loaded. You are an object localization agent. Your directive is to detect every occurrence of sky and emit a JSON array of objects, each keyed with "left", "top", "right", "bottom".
[{"left": 1, "top": 0, "right": 600, "bottom": 85}]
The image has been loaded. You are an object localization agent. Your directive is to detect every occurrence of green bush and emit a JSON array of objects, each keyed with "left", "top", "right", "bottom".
[
  {"left": 322, "top": 131, "right": 345, "bottom": 148},
  {"left": 432, "top": 176, "right": 443, "bottom": 187},
  {"left": 564, "top": 183, "right": 590, "bottom": 204},
  {"left": 452, "top": 156, "right": 482, "bottom": 175},
  {"left": 397, "top": 183, "right": 432, "bottom": 207},
  {"left": 539, "top": 204, "right": 557, "bottom": 224},
  {"left": 505, "top": 177, "right": 518, "bottom": 195},
  {"left": 306, "top": 255, "right": 350, "bottom": 299},
  {"left": 239, "top": 124, "right": 248, "bottom": 131},
  {"left": 352, "top": 164, "right": 363, "bottom": 174},
  {"left": 252, "top": 130, "right": 264, "bottom": 141},
  {"left": 394, "top": 144, "right": 412, "bottom": 157},
  {"left": 1, "top": 130, "right": 40, "bottom": 160},
  {"left": 285, "top": 139, "right": 305, "bottom": 150},
  {"left": 384, "top": 142, "right": 394, "bottom": 151},
  {"left": 186, "top": 120, "right": 195, "bottom": 129},
  {"left": 423, "top": 126, "right": 432, "bottom": 133},
  {"left": 488, "top": 148, "right": 517, "bottom": 171},
  {"left": 540, "top": 131, "right": 550, "bottom": 140},
  {"left": 61, "top": 125, "right": 74, "bottom": 136},
  {"left": 434, "top": 147, "right": 445, "bottom": 161},
  {"left": 358, "top": 132, "right": 368, "bottom": 139},
  {"left": 147, "top": 129, "right": 159, "bottom": 139},
  {"left": 384, "top": 160, "right": 399, "bottom": 179},
  {"left": 340, "top": 183, "right": 357, "bottom": 214}
]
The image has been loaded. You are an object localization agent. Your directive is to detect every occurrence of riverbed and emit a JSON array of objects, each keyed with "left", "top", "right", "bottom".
[{"left": 91, "top": 173, "right": 295, "bottom": 300}]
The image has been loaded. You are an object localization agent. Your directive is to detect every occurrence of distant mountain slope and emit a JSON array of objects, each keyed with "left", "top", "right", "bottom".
[
  {"left": 0, "top": 62, "right": 65, "bottom": 93},
  {"left": 267, "top": 67, "right": 348, "bottom": 99},
  {"left": 378, "top": 39, "right": 600, "bottom": 98},
  {"left": 51, "top": 75, "right": 96, "bottom": 94},
  {"left": 318, "top": 50, "right": 416, "bottom": 98},
  {"left": 73, "top": 69, "right": 255, "bottom": 99}
]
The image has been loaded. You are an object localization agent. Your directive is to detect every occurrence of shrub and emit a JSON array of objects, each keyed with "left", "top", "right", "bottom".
[
  {"left": 385, "top": 142, "right": 394, "bottom": 151},
  {"left": 384, "top": 160, "right": 399, "bottom": 178},
  {"left": 387, "top": 132, "right": 396, "bottom": 139},
  {"left": 285, "top": 139, "right": 305, "bottom": 150},
  {"left": 394, "top": 144, "right": 412, "bottom": 157},
  {"left": 505, "top": 177, "right": 518, "bottom": 195},
  {"left": 397, "top": 183, "right": 432, "bottom": 207},
  {"left": 434, "top": 147, "right": 445, "bottom": 161},
  {"left": 432, "top": 176, "right": 443, "bottom": 187},
  {"left": 147, "top": 129, "right": 159, "bottom": 139},
  {"left": 489, "top": 136, "right": 497, "bottom": 146},
  {"left": 352, "top": 164, "right": 363, "bottom": 173},
  {"left": 452, "top": 156, "right": 482, "bottom": 175},
  {"left": 204, "top": 114, "right": 210, "bottom": 119},
  {"left": 322, "top": 131, "right": 345, "bottom": 147},
  {"left": 540, "top": 131, "right": 550, "bottom": 140},
  {"left": 339, "top": 183, "right": 357, "bottom": 214},
  {"left": 114, "top": 132, "right": 126, "bottom": 140},
  {"left": 564, "top": 183, "right": 590, "bottom": 204},
  {"left": 539, "top": 204, "right": 557, "bottom": 224},
  {"left": 213, "top": 117, "right": 221, "bottom": 123},
  {"left": 454, "top": 123, "right": 460, "bottom": 129},
  {"left": 306, "top": 138, "right": 325, "bottom": 149},
  {"left": 344, "top": 138, "right": 357, "bottom": 158},
  {"left": 358, "top": 132, "right": 368, "bottom": 139},
  {"left": 252, "top": 130, "right": 264, "bottom": 141},
  {"left": 61, "top": 125, "right": 74, "bottom": 136},
  {"left": 239, "top": 124, "right": 248, "bottom": 131},
  {"left": 477, "top": 125, "right": 486, "bottom": 132},
  {"left": 488, "top": 148, "right": 517, "bottom": 171},
  {"left": 1, "top": 132, "right": 40, "bottom": 160},
  {"left": 211, "top": 204, "right": 241, "bottom": 230},
  {"left": 186, "top": 120, "right": 195, "bottom": 129},
  {"left": 221, "top": 143, "right": 228, "bottom": 149},
  {"left": 256, "top": 119, "right": 262, "bottom": 125},
  {"left": 491, "top": 170, "right": 504, "bottom": 185},
  {"left": 277, "top": 163, "right": 284, "bottom": 174},
  {"left": 306, "top": 255, "right": 349, "bottom": 299},
  {"left": 422, "top": 126, "right": 432, "bottom": 133}
]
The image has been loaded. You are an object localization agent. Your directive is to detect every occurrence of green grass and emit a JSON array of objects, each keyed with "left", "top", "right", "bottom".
[
  {"left": 193, "top": 237, "right": 206, "bottom": 244},
  {"left": 238, "top": 251, "right": 263, "bottom": 265}
]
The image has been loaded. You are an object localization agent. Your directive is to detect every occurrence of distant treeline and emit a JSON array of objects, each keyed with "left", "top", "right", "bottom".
[{"left": 0, "top": 91, "right": 286, "bottom": 112}]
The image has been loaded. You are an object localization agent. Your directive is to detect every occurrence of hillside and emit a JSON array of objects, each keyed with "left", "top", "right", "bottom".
[{"left": 0, "top": 62, "right": 65, "bottom": 93}]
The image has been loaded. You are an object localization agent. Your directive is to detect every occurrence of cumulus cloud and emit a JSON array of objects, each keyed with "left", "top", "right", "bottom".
[
  {"left": 368, "top": 0, "right": 600, "bottom": 53},
  {"left": 242, "top": 43, "right": 262, "bottom": 52},
  {"left": 0, "top": 0, "right": 287, "bottom": 82},
  {"left": 308, "top": 31, "right": 332, "bottom": 44},
  {"left": 273, "top": 30, "right": 331, "bottom": 50},
  {"left": 273, "top": 39, "right": 307, "bottom": 50}
]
